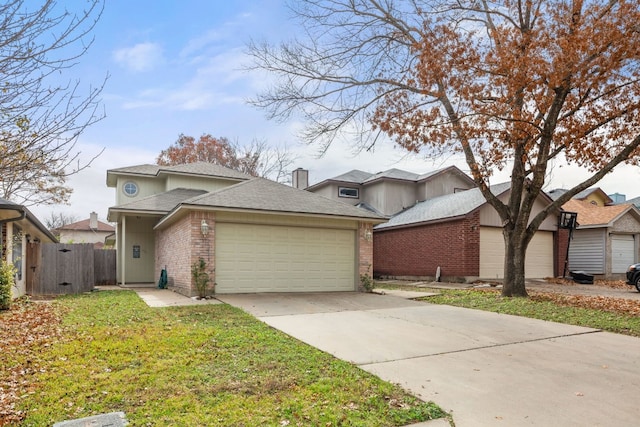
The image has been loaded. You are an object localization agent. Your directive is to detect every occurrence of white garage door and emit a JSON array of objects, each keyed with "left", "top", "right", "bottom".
[
  {"left": 611, "top": 234, "right": 635, "bottom": 274},
  {"left": 480, "top": 227, "right": 554, "bottom": 279},
  {"left": 215, "top": 223, "right": 356, "bottom": 293}
]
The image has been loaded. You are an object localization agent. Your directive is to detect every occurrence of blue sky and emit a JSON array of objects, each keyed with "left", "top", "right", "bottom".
[{"left": 30, "top": 0, "right": 640, "bottom": 222}]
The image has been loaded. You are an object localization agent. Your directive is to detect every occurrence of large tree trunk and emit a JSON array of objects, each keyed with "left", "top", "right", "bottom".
[{"left": 502, "top": 228, "right": 529, "bottom": 297}]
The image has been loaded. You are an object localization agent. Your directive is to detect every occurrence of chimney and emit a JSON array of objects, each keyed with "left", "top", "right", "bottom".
[
  {"left": 292, "top": 168, "right": 309, "bottom": 189},
  {"left": 89, "top": 212, "right": 98, "bottom": 230}
]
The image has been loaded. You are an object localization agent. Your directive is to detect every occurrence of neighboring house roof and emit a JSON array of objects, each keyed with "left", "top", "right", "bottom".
[
  {"left": 323, "top": 169, "right": 373, "bottom": 184},
  {"left": 626, "top": 195, "right": 640, "bottom": 208},
  {"left": 547, "top": 188, "right": 568, "bottom": 201},
  {"left": 109, "top": 188, "right": 208, "bottom": 218},
  {"left": 54, "top": 218, "right": 114, "bottom": 232},
  {"left": 0, "top": 198, "right": 57, "bottom": 242},
  {"left": 548, "top": 187, "right": 616, "bottom": 206},
  {"left": 106, "top": 161, "right": 252, "bottom": 186},
  {"left": 363, "top": 168, "right": 421, "bottom": 183},
  {"left": 355, "top": 202, "right": 384, "bottom": 216},
  {"left": 307, "top": 165, "right": 474, "bottom": 191},
  {"left": 177, "top": 178, "right": 386, "bottom": 221},
  {"left": 376, "top": 182, "right": 511, "bottom": 230},
  {"left": 562, "top": 199, "right": 640, "bottom": 227}
]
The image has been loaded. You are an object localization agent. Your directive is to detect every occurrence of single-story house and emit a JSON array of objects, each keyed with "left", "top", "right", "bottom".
[
  {"left": 0, "top": 198, "right": 57, "bottom": 298},
  {"left": 563, "top": 199, "right": 640, "bottom": 278},
  {"left": 106, "top": 162, "right": 385, "bottom": 296},
  {"left": 52, "top": 212, "right": 115, "bottom": 248},
  {"left": 373, "top": 183, "right": 562, "bottom": 282}
]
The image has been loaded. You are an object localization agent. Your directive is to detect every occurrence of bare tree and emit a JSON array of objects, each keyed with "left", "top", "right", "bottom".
[
  {"left": 249, "top": 0, "right": 640, "bottom": 297},
  {"left": 44, "top": 211, "right": 79, "bottom": 231},
  {"left": 0, "top": 0, "right": 106, "bottom": 207}
]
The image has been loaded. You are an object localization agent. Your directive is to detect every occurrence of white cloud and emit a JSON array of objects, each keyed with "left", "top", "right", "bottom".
[{"left": 113, "top": 42, "right": 164, "bottom": 72}]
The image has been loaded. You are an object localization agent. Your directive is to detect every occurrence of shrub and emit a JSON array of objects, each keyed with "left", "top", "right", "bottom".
[
  {"left": 360, "top": 264, "right": 374, "bottom": 293},
  {"left": 0, "top": 259, "right": 16, "bottom": 310},
  {"left": 191, "top": 257, "right": 212, "bottom": 299}
]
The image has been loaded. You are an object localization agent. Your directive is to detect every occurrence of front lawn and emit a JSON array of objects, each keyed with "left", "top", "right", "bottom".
[
  {"left": 1, "top": 291, "right": 445, "bottom": 426},
  {"left": 375, "top": 282, "right": 640, "bottom": 337}
]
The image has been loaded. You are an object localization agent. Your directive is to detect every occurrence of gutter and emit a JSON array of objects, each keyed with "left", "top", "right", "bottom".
[{"left": 0, "top": 201, "right": 58, "bottom": 243}]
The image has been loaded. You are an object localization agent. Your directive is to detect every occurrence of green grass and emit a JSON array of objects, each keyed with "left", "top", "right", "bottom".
[
  {"left": 16, "top": 291, "right": 446, "bottom": 426},
  {"left": 417, "top": 288, "right": 640, "bottom": 336}
]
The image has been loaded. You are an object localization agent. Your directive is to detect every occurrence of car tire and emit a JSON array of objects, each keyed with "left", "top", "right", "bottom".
[{"left": 635, "top": 275, "right": 640, "bottom": 293}]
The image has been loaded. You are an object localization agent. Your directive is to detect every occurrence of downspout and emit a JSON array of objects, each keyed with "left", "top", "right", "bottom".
[
  {"left": 0, "top": 208, "right": 26, "bottom": 258},
  {"left": 121, "top": 215, "right": 126, "bottom": 286}
]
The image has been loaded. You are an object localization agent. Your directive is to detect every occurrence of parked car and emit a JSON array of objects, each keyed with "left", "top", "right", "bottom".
[{"left": 627, "top": 263, "right": 640, "bottom": 292}]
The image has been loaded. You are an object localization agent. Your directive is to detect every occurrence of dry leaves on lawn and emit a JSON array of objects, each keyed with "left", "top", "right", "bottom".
[
  {"left": 0, "top": 299, "right": 66, "bottom": 426},
  {"left": 531, "top": 292, "right": 640, "bottom": 316}
]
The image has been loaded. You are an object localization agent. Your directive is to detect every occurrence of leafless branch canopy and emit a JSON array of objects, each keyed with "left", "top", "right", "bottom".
[
  {"left": 249, "top": 0, "right": 640, "bottom": 296},
  {"left": 0, "top": 0, "right": 107, "bottom": 207}
]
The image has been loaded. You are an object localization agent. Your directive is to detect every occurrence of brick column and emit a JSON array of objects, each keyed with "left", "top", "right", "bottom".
[
  {"left": 190, "top": 211, "right": 215, "bottom": 296},
  {"left": 358, "top": 222, "right": 374, "bottom": 291}
]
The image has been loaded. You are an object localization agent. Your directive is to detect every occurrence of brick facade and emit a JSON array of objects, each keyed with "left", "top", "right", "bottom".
[
  {"left": 554, "top": 228, "right": 570, "bottom": 278},
  {"left": 155, "top": 211, "right": 215, "bottom": 297},
  {"left": 373, "top": 211, "right": 481, "bottom": 280},
  {"left": 358, "top": 222, "right": 374, "bottom": 291}
]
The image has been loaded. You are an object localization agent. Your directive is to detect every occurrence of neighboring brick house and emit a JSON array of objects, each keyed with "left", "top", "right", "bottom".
[
  {"left": 106, "top": 162, "right": 385, "bottom": 296},
  {"left": 305, "top": 166, "right": 562, "bottom": 282},
  {"left": 53, "top": 212, "right": 115, "bottom": 248},
  {"left": 373, "top": 183, "right": 561, "bottom": 282}
]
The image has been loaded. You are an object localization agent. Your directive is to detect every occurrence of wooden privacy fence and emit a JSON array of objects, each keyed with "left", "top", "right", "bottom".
[{"left": 27, "top": 243, "right": 116, "bottom": 296}]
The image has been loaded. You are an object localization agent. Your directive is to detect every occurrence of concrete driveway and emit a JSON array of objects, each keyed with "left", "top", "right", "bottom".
[{"left": 217, "top": 292, "right": 640, "bottom": 427}]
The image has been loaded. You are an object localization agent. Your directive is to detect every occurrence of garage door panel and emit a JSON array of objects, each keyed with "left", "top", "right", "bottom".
[
  {"left": 480, "top": 227, "right": 554, "bottom": 279},
  {"left": 215, "top": 223, "right": 356, "bottom": 293},
  {"left": 612, "top": 235, "right": 635, "bottom": 274}
]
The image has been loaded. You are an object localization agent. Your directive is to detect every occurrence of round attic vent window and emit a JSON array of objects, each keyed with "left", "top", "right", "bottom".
[{"left": 123, "top": 181, "right": 138, "bottom": 197}]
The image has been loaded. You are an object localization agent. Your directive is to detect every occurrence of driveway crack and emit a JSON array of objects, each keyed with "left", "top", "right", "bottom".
[{"left": 360, "top": 329, "right": 603, "bottom": 366}]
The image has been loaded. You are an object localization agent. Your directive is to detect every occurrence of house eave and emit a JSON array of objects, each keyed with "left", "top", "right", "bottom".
[
  {"left": 374, "top": 214, "right": 469, "bottom": 232},
  {"left": 154, "top": 204, "right": 387, "bottom": 231}
]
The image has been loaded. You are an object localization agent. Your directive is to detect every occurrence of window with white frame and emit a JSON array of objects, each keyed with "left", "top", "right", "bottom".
[{"left": 338, "top": 187, "right": 359, "bottom": 198}]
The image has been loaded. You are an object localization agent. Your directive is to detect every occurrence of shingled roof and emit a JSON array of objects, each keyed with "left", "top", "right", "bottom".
[
  {"left": 108, "top": 188, "right": 208, "bottom": 219},
  {"left": 562, "top": 199, "right": 639, "bottom": 227},
  {"left": 376, "top": 182, "right": 511, "bottom": 230},
  {"left": 106, "top": 162, "right": 251, "bottom": 186},
  {"left": 177, "top": 178, "right": 386, "bottom": 221}
]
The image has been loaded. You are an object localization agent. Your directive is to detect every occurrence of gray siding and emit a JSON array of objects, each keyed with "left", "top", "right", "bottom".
[{"left": 568, "top": 229, "right": 606, "bottom": 274}]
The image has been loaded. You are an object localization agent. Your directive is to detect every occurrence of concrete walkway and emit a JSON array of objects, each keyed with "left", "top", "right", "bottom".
[
  {"left": 217, "top": 292, "right": 640, "bottom": 427},
  {"left": 96, "top": 286, "right": 222, "bottom": 307}
]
